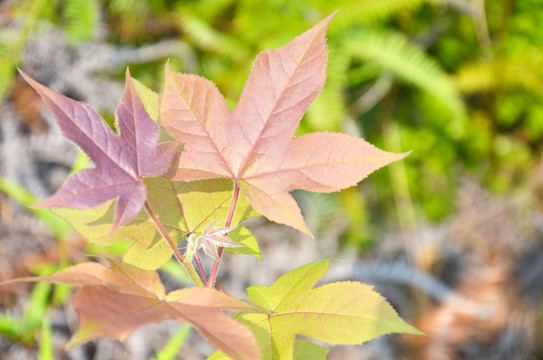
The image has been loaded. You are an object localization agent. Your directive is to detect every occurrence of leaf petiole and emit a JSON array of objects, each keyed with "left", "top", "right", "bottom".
[
  {"left": 144, "top": 202, "right": 204, "bottom": 287},
  {"left": 193, "top": 252, "right": 208, "bottom": 286},
  {"left": 207, "top": 181, "right": 241, "bottom": 287}
]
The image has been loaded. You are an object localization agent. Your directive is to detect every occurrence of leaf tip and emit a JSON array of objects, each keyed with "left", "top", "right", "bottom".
[
  {"left": 410, "top": 327, "right": 426, "bottom": 336},
  {"left": 319, "top": 10, "right": 339, "bottom": 31},
  {"left": 395, "top": 317, "right": 425, "bottom": 336},
  {"left": 328, "top": 9, "right": 340, "bottom": 20},
  {"left": 383, "top": 149, "right": 412, "bottom": 166},
  {"left": 107, "top": 207, "right": 128, "bottom": 236},
  {"left": 164, "top": 59, "right": 174, "bottom": 75},
  {"left": 291, "top": 219, "right": 314, "bottom": 238},
  {"left": 124, "top": 67, "right": 133, "bottom": 86},
  {"left": 30, "top": 202, "right": 46, "bottom": 210},
  {"left": 18, "top": 68, "right": 46, "bottom": 95},
  {"left": 63, "top": 337, "right": 80, "bottom": 350},
  {"left": 106, "top": 224, "right": 120, "bottom": 237},
  {"left": 31, "top": 197, "right": 56, "bottom": 210},
  {"left": 400, "top": 150, "right": 413, "bottom": 159},
  {"left": 17, "top": 67, "right": 29, "bottom": 80}
]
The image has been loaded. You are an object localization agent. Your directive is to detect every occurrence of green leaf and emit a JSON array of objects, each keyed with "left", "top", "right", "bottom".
[
  {"left": 130, "top": 76, "right": 175, "bottom": 143},
  {"left": 152, "top": 325, "right": 192, "bottom": 360},
  {"left": 238, "top": 260, "right": 423, "bottom": 360},
  {"left": 160, "top": 259, "right": 193, "bottom": 286},
  {"left": 145, "top": 178, "right": 257, "bottom": 236},
  {"left": 223, "top": 226, "right": 262, "bottom": 261},
  {"left": 131, "top": 77, "right": 160, "bottom": 122},
  {"left": 205, "top": 338, "right": 327, "bottom": 360},
  {"left": 0, "top": 315, "right": 27, "bottom": 342},
  {"left": 247, "top": 260, "right": 329, "bottom": 311},
  {"left": 38, "top": 318, "right": 54, "bottom": 360},
  {"left": 293, "top": 339, "right": 329, "bottom": 360},
  {"left": 54, "top": 199, "right": 170, "bottom": 270},
  {"left": 52, "top": 283, "right": 73, "bottom": 306},
  {"left": 53, "top": 178, "right": 259, "bottom": 270},
  {"left": 69, "top": 151, "right": 91, "bottom": 175},
  {"left": 25, "top": 282, "right": 52, "bottom": 330}
]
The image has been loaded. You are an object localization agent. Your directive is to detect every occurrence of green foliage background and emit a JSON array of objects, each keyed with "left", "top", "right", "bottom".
[{"left": 2, "top": 0, "right": 542, "bottom": 247}]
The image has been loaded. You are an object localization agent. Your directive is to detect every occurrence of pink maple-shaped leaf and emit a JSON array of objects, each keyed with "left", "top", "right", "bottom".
[
  {"left": 194, "top": 220, "right": 243, "bottom": 262},
  {"left": 21, "top": 69, "right": 177, "bottom": 233},
  {"left": 161, "top": 12, "right": 408, "bottom": 236}
]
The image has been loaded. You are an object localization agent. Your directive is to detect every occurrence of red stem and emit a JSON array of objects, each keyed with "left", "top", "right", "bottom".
[
  {"left": 207, "top": 181, "right": 240, "bottom": 287},
  {"left": 144, "top": 202, "right": 203, "bottom": 287},
  {"left": 193, "top": 252, "right": 208, "bottom": 286}
]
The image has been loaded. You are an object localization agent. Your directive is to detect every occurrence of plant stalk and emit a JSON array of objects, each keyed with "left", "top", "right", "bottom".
[
  {"left": 207, "top": 181, "right": 240, "bottom": 287},
  {"left": 193, "top": 252, "right": 208, "bottom": 286},
  {"left": 144, "top": 202, "right": 204, "bottom": 287}
]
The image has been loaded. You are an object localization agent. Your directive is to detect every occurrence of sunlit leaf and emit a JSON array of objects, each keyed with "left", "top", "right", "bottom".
[
  {"left": 162, "top": 12, "right": 407, "bottom": 236},
  {"left": 53, "top": 178, "right": 259, "bottom": 269},
  {"left": 223, "top": 226, "right": 261, "bottom": 261},
  {"left": 237, "top": 260, "right": 423, "bottom": 360},
  {"left": 21, "top": 69, "right": 177, "bottom": 233},
  {"left": 6, "top": 260, "right": 260, "bottom": 360},
  {"left": 207, "top": 338, "right": 329, "bottom": 360},
  {"left": 292, "top": 339, "right": 329, "bottom": 360}
]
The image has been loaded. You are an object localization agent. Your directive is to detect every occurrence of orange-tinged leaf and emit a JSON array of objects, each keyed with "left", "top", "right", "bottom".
[
  {"left": 237, "top": 260, "right": 423, "bottom": 360},
  {"left": 162, "top": 12, "right": 408, "bottom": 236},
  {"left": 7, "top": 261, "right": 260, "bottom": 360}
]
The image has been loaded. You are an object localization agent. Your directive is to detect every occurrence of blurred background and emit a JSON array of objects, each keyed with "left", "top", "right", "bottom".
[{"left": 1, "top": 0, "right": 542, "bottom": 359}]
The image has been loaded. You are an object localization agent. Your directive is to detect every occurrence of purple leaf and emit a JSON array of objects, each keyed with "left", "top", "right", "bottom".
[{"left": 21, "top": 69, "right": 177, "bottom": 233}]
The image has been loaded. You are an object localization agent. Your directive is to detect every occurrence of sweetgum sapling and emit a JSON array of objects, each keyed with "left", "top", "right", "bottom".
[{"left": 2, "top": 12, "right": 422, "bottom": 360}]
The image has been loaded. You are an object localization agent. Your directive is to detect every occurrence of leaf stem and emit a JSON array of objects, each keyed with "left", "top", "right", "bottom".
[
  {"left": 193, "top": 252, "right": 208, "bottom": 286},
  {"left": 144, "top": 202, "right": 204, "bottom": 287},
  {"left": 207, "top": 181, "right": 240, "bottom": 287}
]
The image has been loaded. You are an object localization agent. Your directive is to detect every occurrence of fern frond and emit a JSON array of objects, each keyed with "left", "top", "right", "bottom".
[
  {"left": 232, "top": 0, "right": 310, "bottom": 47},
  {"left": 0, "top": 0, "right": 49, "bottom": 98},
  {"left": 454, "top": 61, "right": 496, "bottom": 94},
  {"left": 193, "top": 0, "right": 236, "bottom": 20},
  {"left": 177, "top": 10, "right": 249, "bottom": 62},
  {"left": 315, "top": 0, "right": 432, "bottom": 28},
  {"left": 63, "top": 0, "right": 100, "bottom": 43},
  {"left": 455, "top": 53, "right": 543, "bottom": 98},
  {"left": 343, "top": 28, "right": 465, "bottom": 120},
  {"left": 306, "top": 48, "right": 350, "bottom": 132}
]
